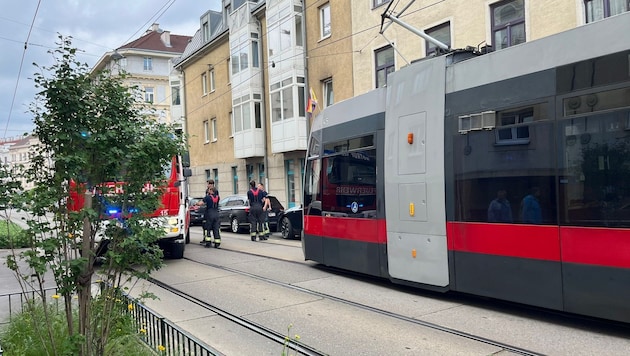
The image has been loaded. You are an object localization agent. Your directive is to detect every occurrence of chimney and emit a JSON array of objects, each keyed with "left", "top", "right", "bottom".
[
  {"left": 151, "top": 23, "right": 160, "bottom": 32},
  {"left": 161, "top": 31, "right": 172, "bottom": 47}
]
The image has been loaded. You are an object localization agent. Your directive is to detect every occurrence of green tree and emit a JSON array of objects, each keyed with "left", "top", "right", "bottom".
[{"left": 5, "top": 35, "right": 185, "bottom": 356}]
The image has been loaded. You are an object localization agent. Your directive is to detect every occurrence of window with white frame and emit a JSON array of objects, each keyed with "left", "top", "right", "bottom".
[
  {"left": 491, "top": 0, "right": 525, "bottom": 50},
  {"left": 251, "top": 33, "right": 259, "bottom": 68},
  {"left": 143, "top": 57, "right": 153, "bottom": 71},
  {"left": 144, "top": 87, "right": 154, "bottom": 103},
  {"left": 227, "top": 58, "right": 231, "bottom": 83},
  {"left": 270, "top": 78, "right": 297, "bottom": 122},
  {"left": 425, "top": 22, "right": 451, "bottom": 56},
  {"left": 320, "top": 3, "right": 331, "bottom": 39},
  {"left": 232, "top": 94, "right": 261, "bottom": 132},
  {"left": 201, "top": 73, "right": 208, "bottom": 95},
  {"left": 375, "top": 46, "right": 394, "bottom": 88},
  {"left": 202, "top": 21, "right": 210, "bottom": 42},
  {"left": 585, "top": 0, "right": 629, "bottom": 22},
  {"left": 210, "top": 69, "right": 215, "bottom": 92},
  {"left": 171, "top": 81, "right": 181, "bottom": 105},
  {"left": 211, "top": 118, "right": 218, "bottom": 142},
  {"left": 229, "top": 111, "right": 234, "bottom": 137},
  {"left": 323, "top": 79, "right": 334, "bottom": 108},
  {"left": 204, "top": 120, "right": 210, "bottom": 143}
]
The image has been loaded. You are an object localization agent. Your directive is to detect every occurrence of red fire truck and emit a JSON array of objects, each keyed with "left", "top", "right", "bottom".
[{"left": 69, "top": 154, "right": 192, "bottom": 259}]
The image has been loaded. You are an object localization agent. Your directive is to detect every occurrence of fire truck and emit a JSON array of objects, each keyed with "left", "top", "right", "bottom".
[{"left": 69, "top": 154, "right": 192, "bottom": 259}]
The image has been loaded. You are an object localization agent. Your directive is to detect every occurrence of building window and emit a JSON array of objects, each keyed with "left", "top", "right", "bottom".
[
  {"left": 375, "top": 46, "right": 394, "bottom": 88},
  {"left": 205, "top": 169, "right": 211, "bottom": 183},
  {"left": 210, "top": 69, "right": 215, "bottom": 92},
  {"left": 425, "top": 22, "right": 451, "bottom": 56},
  {"left": 201, "top": 72, "right": 208, "bottom": 95},
  {"left": 143, "top": 57, "right": 153, "bottom": 71},
  {"left": 252, "top": 33, "right": 260, "bottom": 68},
  {"left": 144, "top": 87, "right": 154, "bottom": 103},
  {"left": 233, "top": 94, "right": 255, "bottom": 132},
  {"left": 323, "top": 79, "right": 334, "bottom": 108},
  {"left": 373, "top": 0, "right": 391, "bottom": 7},
  {"left": 227, "top": 58, "right": 231, "bottom": 83},
  {"left": 270, "top": 78, "right": 296, "bottom": 122},
  {"left": 295, "top": 14, "right": 303, "bottom": 47},
  {"left": 320, "top": 3, "right": 331, "bottom": 39},
  {"left": 285, "top": 159, "right": 296, "bottom": 208},
  {"left": 229, "top": 111, "right": 234, "bottom": 137},
  {"left": 212, "top": 168, "right": 219, "bottom": 189},
  {"left": 258, "top": 163, "right": 265, "bottom": 186},
  {"left": 585, "top": 0, "right": 629, "bottom": 22},
  {"left": 211, "top": 118, "right": 218, "bottom": 142},
  {"left": 246, "top": 164, "right": 254, "bottom": 182},
  {"left": 491, "top": 0, "right": 525, "bottom": 50},
  {"left": 204, "top": 120, "right": 210, "bottom": 143},
  {"left": 232, "top": 166, "right": 238, "bottom": 194},
  {"left": 171, "top": 81, "right": 181, "bottom": 105},
  {"left": 202, "top": 21, "right": 210, "bottom": 42}
]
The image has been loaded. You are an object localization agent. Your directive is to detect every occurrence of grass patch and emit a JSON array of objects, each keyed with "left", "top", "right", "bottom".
[{"left": 0, "top": 219, "right": 30, "bottom": 249}]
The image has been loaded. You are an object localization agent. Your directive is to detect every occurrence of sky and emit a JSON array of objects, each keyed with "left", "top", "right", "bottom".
[{"left": 0, "top": 0, "right": 222, "bottom": 140}]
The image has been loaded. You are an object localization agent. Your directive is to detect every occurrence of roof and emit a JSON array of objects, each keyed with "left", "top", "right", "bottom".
[{"left": 117, "top": 25, "right": 191, "bottom": 54}]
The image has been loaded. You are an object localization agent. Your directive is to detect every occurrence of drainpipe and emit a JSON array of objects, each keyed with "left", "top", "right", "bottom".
[{"left": 256, "top": 18, "right": 270, "bottom": 189}]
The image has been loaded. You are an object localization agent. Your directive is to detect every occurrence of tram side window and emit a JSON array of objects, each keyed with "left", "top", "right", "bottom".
[
  {"left": 558, "top": 109, "right": 630, "bottom": 227},
  {"left": 304, "top": 158, "right": 322, "bottom": 216},
  {"left": 454, "top": 117, "right": 557, "bottom": 224},
  {"left": 321, "top": 149, "right": 377, "bottom": 219}
]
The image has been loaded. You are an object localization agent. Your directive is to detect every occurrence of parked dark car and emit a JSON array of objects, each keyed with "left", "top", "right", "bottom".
[
  {"left": 278, "top": 205, "right": 303, "bottom": 239},
  {"left": 188, "top": 197, "right": 205, "bottom": 225},
  {"left": 218, "top": 194, "right": 285, "bottom": 233}
]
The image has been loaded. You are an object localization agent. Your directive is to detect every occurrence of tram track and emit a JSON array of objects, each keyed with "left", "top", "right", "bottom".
[
  {"left": 146, "top": 274, "right": 328, "bottom": 356},
  {"left": 143, "top": 244, "right": 546, "bottom": 356}
]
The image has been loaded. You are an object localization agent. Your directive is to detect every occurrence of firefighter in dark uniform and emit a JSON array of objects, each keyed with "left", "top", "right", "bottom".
[
  {"left": 202, "top": 186, "right": 221, "bottom": 248},
  {"left": 247, "top": 180, "right": 267, "bottom": 241}
]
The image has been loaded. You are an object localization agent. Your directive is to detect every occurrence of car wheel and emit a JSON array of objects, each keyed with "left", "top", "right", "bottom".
[
  {"left": 231, "top": 217, "right": 240, "bottom": 233},
  {"left": 280, "top": 216, "right": 294, "bottom": 239}
]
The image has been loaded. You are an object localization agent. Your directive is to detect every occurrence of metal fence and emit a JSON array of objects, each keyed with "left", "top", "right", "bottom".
[{"left": 0, "top": 285, "right": 222, "bottom": 356}]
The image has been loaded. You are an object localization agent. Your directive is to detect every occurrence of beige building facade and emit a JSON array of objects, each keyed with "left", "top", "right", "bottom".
[{"left": 350, "top": 0, "right": 598, "bottom": 96}]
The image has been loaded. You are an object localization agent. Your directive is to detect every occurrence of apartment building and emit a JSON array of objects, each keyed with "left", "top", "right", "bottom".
[
  {"left": 174, "top": 9, "right": 232, "bottom": 196},
  {"left": 92, "top": 23, "right": 191, "bottom": 128},
  {"left": 177, "top": 1, "right": 310, "bottom": 208}
]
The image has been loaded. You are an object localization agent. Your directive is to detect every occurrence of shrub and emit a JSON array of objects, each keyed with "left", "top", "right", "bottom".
[{"left": 0, "top": 220, "right": 29, "bottom": 249}]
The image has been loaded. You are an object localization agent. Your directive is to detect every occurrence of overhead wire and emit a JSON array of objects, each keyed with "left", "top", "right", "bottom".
[{"left": 3, "top": 0, "right": 42, "bottom": 139}]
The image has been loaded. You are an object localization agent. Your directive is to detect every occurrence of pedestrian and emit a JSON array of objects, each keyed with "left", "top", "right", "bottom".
[
  {"left": 247, "top": 180, "right": 267, "bottom": 241},
  {"left": 487, "top": 189, "right": 513, "bottom": 223},
  {"left": 258, "top": 183, "right": 271, "bottom": 240},
  {"left": 202, "top": 186, "right": 221, "bottom": 248}
]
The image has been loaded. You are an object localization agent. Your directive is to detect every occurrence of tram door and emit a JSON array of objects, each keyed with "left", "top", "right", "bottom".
[{"left": 383, "top": 57, "right": 449, "bottom": 287}]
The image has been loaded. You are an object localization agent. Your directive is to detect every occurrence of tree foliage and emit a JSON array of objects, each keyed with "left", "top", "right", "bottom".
[{"left": 5, "top": 35, "right": 185, "bottom": 356}]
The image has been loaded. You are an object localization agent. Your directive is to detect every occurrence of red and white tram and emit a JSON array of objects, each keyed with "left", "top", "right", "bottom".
[{"left": 302, "top": 13, "right": 630, "bottom": 323}]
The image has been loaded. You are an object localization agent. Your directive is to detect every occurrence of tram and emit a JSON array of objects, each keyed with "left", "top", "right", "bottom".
[{"left": 302, "top": 12, "right": 630, "bottom": 323}]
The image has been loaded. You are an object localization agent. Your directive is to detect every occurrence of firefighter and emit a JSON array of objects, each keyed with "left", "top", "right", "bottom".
[
  {"left": 247, "top": 180, "right": 266, "bottom": 241},
  {"left": 202, "top": 186, "right": 221, "bottom": 248}
]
